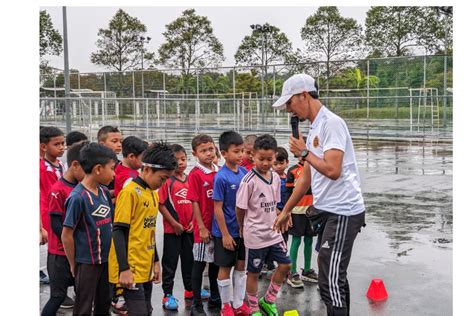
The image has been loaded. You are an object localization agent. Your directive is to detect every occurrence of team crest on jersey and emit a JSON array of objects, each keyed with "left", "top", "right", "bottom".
[
  {"left": 135, "top": 187, "right": 142, "bottom": 195},
  {"left": 175, "top": 188, "right": 188, "bottom": 199},
  {"left": 313, "top": 136, "right": 320, "bottom": 147},
  {"left": 91, "top": 205, "right": 111, "bottom": 218}
]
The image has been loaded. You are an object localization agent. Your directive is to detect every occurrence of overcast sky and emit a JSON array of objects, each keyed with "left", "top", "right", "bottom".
[{"left": 41, "top": 6, "right": 370, "bottom": 73}]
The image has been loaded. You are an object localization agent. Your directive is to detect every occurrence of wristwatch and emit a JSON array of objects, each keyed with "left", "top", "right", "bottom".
[{"left": 300, "top": 149, "right": 309, "bottom": 160}]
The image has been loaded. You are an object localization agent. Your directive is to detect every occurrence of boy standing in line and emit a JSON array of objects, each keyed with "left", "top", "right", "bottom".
[
  {"left": 240, "top": 135, "right": 257, "bottom": 171},
  {"left": 212, "top": 131, "right": 250, "bottom": 316},
  {"left": 41, "top": 142, "right": 87, "bottom": 315},
  {"left": 285, "top": 155, "right": 318, "bottom": 289},
  {"left": 236, "top": 135, "right": 291, "bottom": 316},
  {"left": 114, "top": 136, "right": 148, "bottom": 198},
  {"left": 40, "top": 127, "right": 65, "bottom": 284},
  {"left": 158, "top": 144, "right": 196, "bottom": 310},
  {"left": 109, "top": 143, "right": 177, "bottom": 315},
  {"left": 97, "top": 125, "right": 122, "bottom": 200},
  {"left": 61, "top": 143, "right": 116, "bottom": 315},
  {"left": 188, "top": 135, "right": 221, "bottom": 316}
]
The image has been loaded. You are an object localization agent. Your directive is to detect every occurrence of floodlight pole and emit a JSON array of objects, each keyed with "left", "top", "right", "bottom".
[{"left": 62, "top": 6, "right": 71, "bottom": 133}]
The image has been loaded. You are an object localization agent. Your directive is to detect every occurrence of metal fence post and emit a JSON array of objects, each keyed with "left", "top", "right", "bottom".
[
  {"left": 146, "top": 99, "right": 149, "bottom": 140},
  {"left": 233, "top": 67, "right": 237, "bottom": 131}
]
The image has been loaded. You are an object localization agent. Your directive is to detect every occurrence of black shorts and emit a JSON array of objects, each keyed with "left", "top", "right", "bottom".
[
  {"left": 214, "top": 236, "right": 246, "bottom": 267},
  {"left": 47, "top": 253, "right": 74, "bottom": 298},
  {"left": 289, "top": 213, "right": 316, "bottom": 237}
]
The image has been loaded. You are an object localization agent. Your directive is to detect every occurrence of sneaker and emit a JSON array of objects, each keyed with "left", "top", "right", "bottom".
[
  {"left": 185, "top": 289, "right": 194, "bottom": 300},
  {"left": 111, "top": 296, "right": 127, "bottom": 315},
  {"left": 250, "top": 313, "right": 262, "bottom": 316},
  {"left": 163, "top": 294, "right": 179, "bottom": 310},
  {"left": 287, "top": 273, "right": 304, "bottom": 288},
  {"left": 40, "top": 270, "right": 49, "bottom": 284},
  {"left": 201, "top": 288, "right": 211, "bottom": 300},
  {"left": 301, "top": 268, "right": 318, "bottom": 283},
  {"left": 59, "top": 296, "right": 74, "bottom": 309},
  {"left": 208, "top": 296, "right": 222, "bottom": 309},
  {"left": 233, "top": 301, "right": 251, "bottom": 315},
  {"left": 221, "top": 303, "right": 235, "bottom": 316},
  {"left": 258, "top": 297, "right": 278, "bottom": 316},
  {"left": 191, "top": 304, "right": 207, "bottom": 316}
]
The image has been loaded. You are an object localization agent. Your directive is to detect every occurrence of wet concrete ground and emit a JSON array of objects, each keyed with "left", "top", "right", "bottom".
[{"left": 40, "top": 139, "right": 452, "bottom": 315}]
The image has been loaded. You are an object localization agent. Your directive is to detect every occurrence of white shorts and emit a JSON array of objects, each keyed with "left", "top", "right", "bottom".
[{"left": 193, "top": 240, "right": 215, "bottom": 263}]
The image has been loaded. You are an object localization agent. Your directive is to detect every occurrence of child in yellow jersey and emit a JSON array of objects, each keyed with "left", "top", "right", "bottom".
[{"left": 109, "top": 142, "right": 177, "bottom": 315}]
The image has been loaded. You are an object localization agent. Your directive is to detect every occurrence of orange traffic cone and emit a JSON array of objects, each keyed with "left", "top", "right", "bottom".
[{"left": 366, "top": 279, "right": 388, "bottom": 301}]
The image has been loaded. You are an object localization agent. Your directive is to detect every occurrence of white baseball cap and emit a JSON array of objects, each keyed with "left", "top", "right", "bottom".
[{"left": 271, "top": 73, "right": 318, "bottom": 110}]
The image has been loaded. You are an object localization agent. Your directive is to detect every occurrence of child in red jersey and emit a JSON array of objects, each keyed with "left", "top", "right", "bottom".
[
  {"left": 41, "top": 142, "right": 87, "bottom": 316},
  {"left": 159, "top": 144, "right": 203, "bottom": 311},
  {"left": 40, "top": 127, "right": 65, "bottom": 284},
  {"left": 188, "top": 135, "right": 221, "bottom": 316},
  {"left": 114, "top": 136, "right": 148, "bottom": 198},
  {"left": 240, "top": 134, "right": 257, "bottom": 171}
]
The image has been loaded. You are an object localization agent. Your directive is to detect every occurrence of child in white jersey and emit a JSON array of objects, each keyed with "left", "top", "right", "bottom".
[{"left": 236, "top": 134, "right": 291, "bottom": 316}]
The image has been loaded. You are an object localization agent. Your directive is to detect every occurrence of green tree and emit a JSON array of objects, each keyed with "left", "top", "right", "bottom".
[
  {"left": 301, "top": 7, "right": 364, "bottom": 91},
  {"left": 235, "top": 23, "right": 295, "bottom": 69},
  {"left": 90, "top": 9, "right": 152, "bottom": 72},
  {"left": 40, "top": 10, "right": 63, "bottom": 79},
  {"left": 157, "top": 9, "right": 224, "bottom": 94},
  {"left": 365, "top": 6, "right": 452, "bottom": 57}
]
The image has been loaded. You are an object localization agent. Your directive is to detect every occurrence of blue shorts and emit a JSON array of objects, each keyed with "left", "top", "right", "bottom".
[{"left": 245, "top": 241, "right": 291, "bottom": 273}]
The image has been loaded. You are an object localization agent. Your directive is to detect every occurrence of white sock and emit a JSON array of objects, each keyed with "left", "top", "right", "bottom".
[
  {"left": 232, "top": 270, "right": 247, "bottom": 309},
  {"left": 217, "top": 278, "right": 233, "bottom": 306}
]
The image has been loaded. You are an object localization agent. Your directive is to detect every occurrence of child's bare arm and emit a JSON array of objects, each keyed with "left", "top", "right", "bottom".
[
  {"left": 61, "top": 227, "right": 76, "bottom": 276},
  {"left": 214, "top": 200, "right": 235, "bottom": 250},
  {"left": 236, "top": 207, "right": 246, "bottom": 238},
  {"left": 159, "top": 203, "right": 184, "bottom": 235},
  {"left": 193, "top": 201, "right": 210, "bottom": 243}
]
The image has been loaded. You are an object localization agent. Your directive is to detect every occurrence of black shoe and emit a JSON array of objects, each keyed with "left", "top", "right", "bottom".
[
  {"left": 60, "top": 296, "right": 75, "bottom": 309},
  {"left": 207, "top": 296, "right": 221, "bottom": 309},
  {"left": 40, "top": 270, "right": 49, "bottom": 284},
  {"left": 190, "top": 304, "right": 207, "bottom": 316}
]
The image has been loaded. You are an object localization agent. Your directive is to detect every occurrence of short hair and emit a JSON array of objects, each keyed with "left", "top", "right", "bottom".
[
  {"left": 275, "top": 147, "right": 289, "bottom": 162},
  {"left": 219, "top": 131, "right": 243, "bottom": 151},
  {"left": 170, "top": 144, "right": 186, "bottom": 155},
  {"left": 66, "top": 131, "right": 88, "bottom": 147},
  {"left": 142, "top": 142, "right": 177, "bottom": 172},
  {"left": 97, "top": 125, "right": 120, "bottom": 142},
  {"left": 40, "top": 126, "right": 64, "bottom": 144},
  {"left": 244, "top": 134, "right": 257, "bottom": 145},
  {"left": 79, "top": 143, "right": 117, "bottom": 174},
  {"left": 67, "top": 141, "right": 89, "bottom": 167},
  {"left": 122, "top": 136, "right": 148, "bottom": 157},
  {"left": 191, "top": 134, "right": 214, "bottom": 151},
  {"left": 308, "top": 82, "right": 319, "bottom": 99},
  {"left": 254, "top": 134, "right": 277, "bottom": 151}
]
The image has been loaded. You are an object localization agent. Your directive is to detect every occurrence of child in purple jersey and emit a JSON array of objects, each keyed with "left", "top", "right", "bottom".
[
  {"left": 62, "top": 143, "right": 116, "bottom": 315},
  {"left": 236, "top": 135, "right": 291, "bottom": 316}
]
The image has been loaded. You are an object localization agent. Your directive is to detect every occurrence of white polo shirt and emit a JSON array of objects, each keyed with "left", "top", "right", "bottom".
[{"left": 306, "top": 105, "right": 365, "bottom": 216}]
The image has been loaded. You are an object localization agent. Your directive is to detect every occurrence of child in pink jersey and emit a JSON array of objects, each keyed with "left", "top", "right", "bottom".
[{"left": 236, "top": 134, "right": 291, "bottom": 316}]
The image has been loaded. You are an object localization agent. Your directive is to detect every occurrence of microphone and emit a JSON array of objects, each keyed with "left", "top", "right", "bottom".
[
  {"left": 290, "top": 115, "right": 299, "bottom": 138},
  {"left": 290, "top": 116, "right": 300, "bottom": 158}
]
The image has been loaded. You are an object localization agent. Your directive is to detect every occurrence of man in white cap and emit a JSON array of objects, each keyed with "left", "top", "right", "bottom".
[{"left": 272, "top": 73, "right": 365, "bottom": 316}]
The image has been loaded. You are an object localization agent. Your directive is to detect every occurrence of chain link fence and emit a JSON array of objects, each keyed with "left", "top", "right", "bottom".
[{"left": 40, "top": 55, "right": 453, "bottom": 141}]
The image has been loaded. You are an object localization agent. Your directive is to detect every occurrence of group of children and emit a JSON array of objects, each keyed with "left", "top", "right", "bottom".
[{"left": 39, "top": 125, "right": 319, "bottom": 316}]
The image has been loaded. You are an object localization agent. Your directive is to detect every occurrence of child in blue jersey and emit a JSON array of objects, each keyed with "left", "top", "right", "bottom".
[
  {"left": 61, "top": 143, "right": 117, "bottom": 315},
  {"left": 212, "top": 131, "right": 250, "bottom": 315}
]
